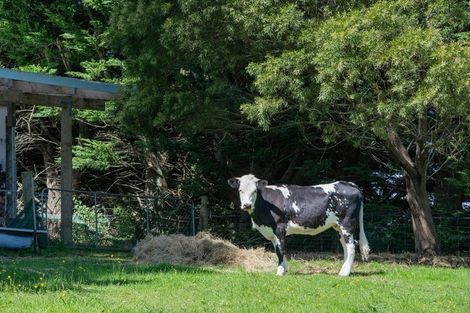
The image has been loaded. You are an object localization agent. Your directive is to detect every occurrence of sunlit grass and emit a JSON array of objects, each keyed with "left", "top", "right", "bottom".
[{"left": 1, "top": 249, "right": 469, "bottom": 313}]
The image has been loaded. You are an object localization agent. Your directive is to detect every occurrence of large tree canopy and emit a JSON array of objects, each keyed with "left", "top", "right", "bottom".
[
  {"left": 1, "top": 0, "right": 468, "bottom": 252},
  {"left": 109, "top": 0, "right": 322, "bottom": 195},
  {"left": 110, "top": 0, "right": 469, "bottom": 253},
  {"left": 244, "top": 0, "right": 470, "bottom": 254}
]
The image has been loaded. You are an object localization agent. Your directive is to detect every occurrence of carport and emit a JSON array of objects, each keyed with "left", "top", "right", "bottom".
[{"left": 0, "top": 68, "right": 119, "bottom": 246}]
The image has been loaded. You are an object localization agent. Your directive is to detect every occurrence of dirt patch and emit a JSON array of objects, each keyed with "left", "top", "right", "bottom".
[
  {"left": 288, "top": 251, "right": 470, "bottom": 268},
  {"left": 293, "top": 260, "right": 337, "bottom": 275},
  {"left": 133, "top": 232, "right": 276, "bottom": 272},
  {"left": 370, "top": 253, "right": 470, "bottom": 268}
]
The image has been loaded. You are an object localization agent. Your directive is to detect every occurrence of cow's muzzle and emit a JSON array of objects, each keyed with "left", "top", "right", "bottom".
[{"left": 241, "top": 203, "right": 252, "bottom": 211}]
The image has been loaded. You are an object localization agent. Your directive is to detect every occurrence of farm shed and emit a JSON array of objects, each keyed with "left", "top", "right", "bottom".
[{"left": 0, "top": 68, "right": 119, "bottom": 246}]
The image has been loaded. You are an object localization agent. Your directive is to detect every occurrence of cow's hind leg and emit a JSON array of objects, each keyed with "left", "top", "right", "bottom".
[
  {"left": 338, "top": 227, "right": 356, "bottom": 277},
  {"left": 333, "top": 225, "right": 347, "bottom": 262},
  {"left": 273, "top": 224, "right": 288, "bottom": 276}
]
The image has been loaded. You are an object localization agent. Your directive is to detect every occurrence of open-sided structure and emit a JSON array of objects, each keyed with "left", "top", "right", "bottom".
[{"left": 0, "top": 68, "right": 119, "bottom": 247}]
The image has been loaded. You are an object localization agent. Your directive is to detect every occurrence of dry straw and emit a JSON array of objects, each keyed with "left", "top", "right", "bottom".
[{"left": 133, "top": 232, "right": 276, "bottom": 272}]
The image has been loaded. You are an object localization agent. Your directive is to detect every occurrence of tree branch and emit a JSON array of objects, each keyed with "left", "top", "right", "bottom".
[{"left": 384, "top": 125, "right": 417, "bottom": 178}]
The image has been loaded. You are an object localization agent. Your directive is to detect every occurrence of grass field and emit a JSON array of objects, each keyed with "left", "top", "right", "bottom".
[{"left": 1, "top": 249, "right": 469, "bottom": 313}]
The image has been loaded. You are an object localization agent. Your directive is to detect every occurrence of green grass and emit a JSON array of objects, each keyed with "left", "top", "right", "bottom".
[{"left": 1, "top": 249, "right": 469, "bottom": 313}]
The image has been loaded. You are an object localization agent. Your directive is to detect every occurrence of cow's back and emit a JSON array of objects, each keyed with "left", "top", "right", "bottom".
[
  {"left": 253, "top": 181, "right": 362, "bottom": 230},
  {"left": 261, "top": 182, "right": 362, "bottom": 229}
]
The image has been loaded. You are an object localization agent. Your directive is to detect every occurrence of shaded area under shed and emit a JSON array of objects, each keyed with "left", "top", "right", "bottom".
[{"left": 0, "top": 68, "right": 120, "bottom": 248}]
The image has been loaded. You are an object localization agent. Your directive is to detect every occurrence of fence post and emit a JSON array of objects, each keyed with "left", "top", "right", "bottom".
[
  {"left": 6, "top": 103, "right": 17, "bottom": 219},
  {"left": 21, "top": 172, "right": 34, "bottom": 218},
  {"left": 40, "top": 188, "right": 46, "bottom": 230},
  {"left": 456, "top": 217, "right": 460, "bottom": 256},
  {"left": 145, "top": 197, "right": 150, "bottom": 235},
  {"left": 94, "top": 192, "right": 99, "bottom": 247},
  {"left": 2, "top": 191, "right": 7, "bottom": 226},
  {"left": 199, "top": 196, "right": 209, "bottom": 232},
  {"left": 22, "top": 172, "right": 37, "bottom": 251},
  {"left": 60, "top": 102, "right": 73, "bottom": 246},
  {"left": 191, "top": 203, "right": 196, "bottom": 236}
]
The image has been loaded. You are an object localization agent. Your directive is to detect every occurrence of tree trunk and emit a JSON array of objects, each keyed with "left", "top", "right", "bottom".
[
  {"left": 143, "top": 149, "right": 168, "bottom": 195},
  {"left": 385, "top": 124, "right": 440, "bottom": 255},
  {"left": 404, "top": 171, "right": 441, "bottom": 255}
]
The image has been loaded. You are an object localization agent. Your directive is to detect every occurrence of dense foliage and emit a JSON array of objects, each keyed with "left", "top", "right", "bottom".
[
  {"left": 0, "top": 0, "right": 468, "bottom": 253},
  {"left": 108, "top": 0, "right": 469, "bottom": 254}
]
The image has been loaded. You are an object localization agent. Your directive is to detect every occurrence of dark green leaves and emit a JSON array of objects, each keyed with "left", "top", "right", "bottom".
[{"left": 72, "top": 139, "right": 122, "bottom": 171}]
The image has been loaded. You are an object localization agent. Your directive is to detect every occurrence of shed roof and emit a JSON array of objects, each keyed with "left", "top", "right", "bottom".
[{"left": 0, "top": 68, "right": 120, "bottom": 110}]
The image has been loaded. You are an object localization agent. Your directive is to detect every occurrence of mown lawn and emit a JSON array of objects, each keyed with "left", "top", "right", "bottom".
[{"left": 0, "top": 249, "right": 469, "bottom": 313}]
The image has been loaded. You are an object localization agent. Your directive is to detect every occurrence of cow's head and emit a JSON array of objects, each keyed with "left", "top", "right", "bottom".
[{"left": 228, "top": 174, "right": 268, "bottom": 211}]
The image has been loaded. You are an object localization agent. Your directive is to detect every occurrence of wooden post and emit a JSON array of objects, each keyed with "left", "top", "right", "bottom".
[
  {"left": 0, "top": 105, "right": 6, "bottom": 171},
  {"left": 5, "top": 103, "right": 16, "bottom": 218},
  {"left": 21, "top": 171, "right": 34, "bottom": 218},
  {"left": 60, "top": 102, "right": 73, "bottom": 246},
  {"left": 199, "top": 196, "right": 209, "bottom": 232},
  {"left": 22, "top": 171, "right": 40, "bottom": 251}
]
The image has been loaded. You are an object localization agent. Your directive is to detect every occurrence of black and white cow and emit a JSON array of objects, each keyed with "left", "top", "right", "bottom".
[{"left": 228, "top": 174, "right": 370, "bottom": 276}]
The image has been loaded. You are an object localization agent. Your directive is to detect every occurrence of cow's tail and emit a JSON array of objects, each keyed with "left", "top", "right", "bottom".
[{"left": 358, "top": 200, "right": 370, "bottom": 261}]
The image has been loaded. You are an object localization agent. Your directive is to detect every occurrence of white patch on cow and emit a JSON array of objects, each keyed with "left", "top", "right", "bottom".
[
  {"left": 286, "top": 210, "right": 339, "bottom": 236},
  {"left": 252, "top": 221, "right": 289, "bottom": 276},
  {"left": 282, "top": 256, "right": 288, "bottom": 272},
  {"left": 337, "top": 225, "right": 356, "bottom": 277},
  {"left": 292, "top": 201, "right": 300, "bottom": 213},
  {"left": 251, "top": 220, "right": 275, "bottom": 241},
  {"left": 339, "top": 243, "right": 356, "bottom": 277},
  {"left": 316, "top": 182, "right": 337, "bottom": 194},
  {"left": 265, "top": 185, "right": 291, "bottom": 199},
  {"left": 338, "top": 235, "right": 347, "bottom": 261},
  {"left": 277, "top": 258, "right": 287, "bottom": 276},
  {"left": 273, "top": 235, "right": 281, "bottom": 247}
]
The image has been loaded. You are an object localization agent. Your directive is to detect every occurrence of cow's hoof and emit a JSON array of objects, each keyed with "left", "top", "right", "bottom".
[
  {"left": 276, "top": 267, "right": 287, "bottom": 276},
  {"left": 338, "top": 271, "right": 350, "bottom": 277}
]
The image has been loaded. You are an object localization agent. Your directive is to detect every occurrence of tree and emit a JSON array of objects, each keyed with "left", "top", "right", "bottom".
[
  {"left": 244, "top": 0, "right": 470, "bottom": 255},
  {"left": 109, "top": 0, "right": 376, "bottom": 193}
]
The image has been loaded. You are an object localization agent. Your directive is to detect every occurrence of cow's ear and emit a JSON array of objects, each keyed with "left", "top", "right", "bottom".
[
  {"left": 257, "top": 180, "right": 268, "bottom": 188},
  {"left": 227, "top": 178, "right": 240, "bottom": 188}
]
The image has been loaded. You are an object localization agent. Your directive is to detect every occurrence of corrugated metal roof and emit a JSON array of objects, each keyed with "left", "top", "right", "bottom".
[{"left": 0, "top": 68, "right": 119, "bottom": 94}]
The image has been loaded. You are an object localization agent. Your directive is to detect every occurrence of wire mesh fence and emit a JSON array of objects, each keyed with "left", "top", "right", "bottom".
[
  {"left": 9, "top": 187, "right": 468, "bottom": 255},
  {"left": 0, "top": 188, "right": 47, "bottom": 250},
  {"left": 0, "top": 189, "right": 19, "bottom": 227},
  {"left": 0, "top": 188, "right": 47, "bottom": 231},
  {"left": 40, "top": 188, "right": 195, "bottom": 249},
  {"left": 205, "top": 205, "right": 470, "bottom": 256}
]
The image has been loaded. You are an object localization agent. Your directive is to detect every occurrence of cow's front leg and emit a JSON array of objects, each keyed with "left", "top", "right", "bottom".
[{"left": 274, "top": 224, "right": 288, "bottom": 276}]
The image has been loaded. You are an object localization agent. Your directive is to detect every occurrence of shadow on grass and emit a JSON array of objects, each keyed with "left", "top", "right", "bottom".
[
  {"left": 121, "top": 263, "right": 217, "bottom": 275},
  {"left": 0, "top": 246, "right": 131, "bottom": 259},
  {"left": 350, "top": 270, "right": 386, "bottom": 277},
  {"left": 0, "top": 252, "right": 218, "bottom": 293}
]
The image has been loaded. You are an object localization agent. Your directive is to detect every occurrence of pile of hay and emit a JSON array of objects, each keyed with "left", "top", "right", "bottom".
[{"left": 133, "top": 232, "right": 276, "bottom": 272}]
